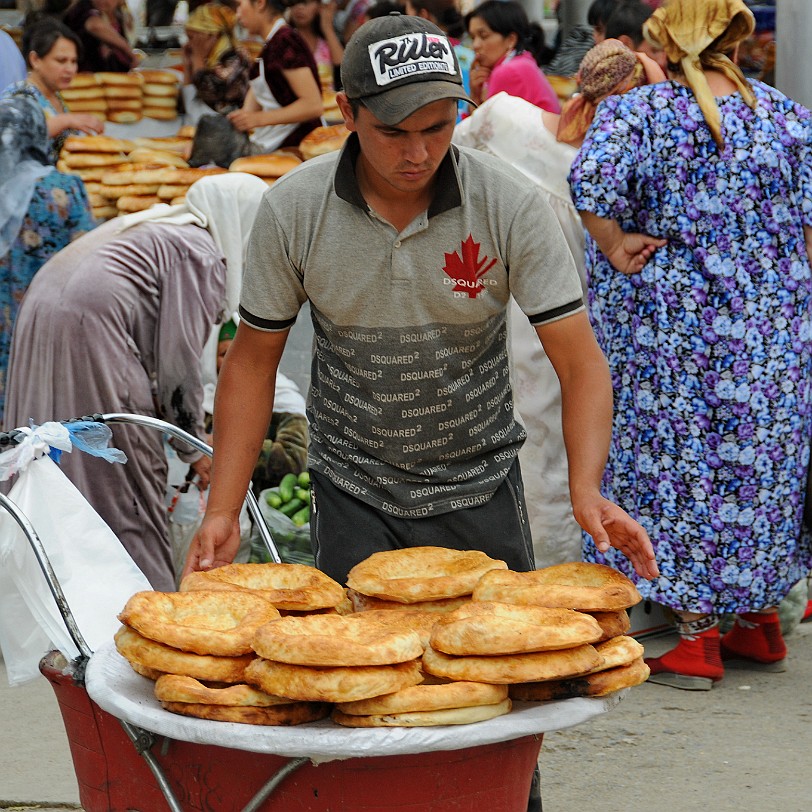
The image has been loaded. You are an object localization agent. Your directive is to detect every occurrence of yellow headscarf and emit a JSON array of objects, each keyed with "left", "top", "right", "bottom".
[
  {"left": 185, "top": 3, "right": 237, "bottom": 68},
  {"left": 644, "top": 0, "right": 755, "bottom": 148}
]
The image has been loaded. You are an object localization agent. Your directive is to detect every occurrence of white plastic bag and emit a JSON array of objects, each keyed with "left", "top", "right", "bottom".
[{"left": 0, "top": 455, "right": 151, "bottom": 686}]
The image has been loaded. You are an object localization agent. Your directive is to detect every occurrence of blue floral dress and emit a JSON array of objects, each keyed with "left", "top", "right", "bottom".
[
  {"left": 0, "top": 173, "right": 96, "bottom": 425},
  {"left": 569, "top": 80, "right": 812, "bottom": 614}
]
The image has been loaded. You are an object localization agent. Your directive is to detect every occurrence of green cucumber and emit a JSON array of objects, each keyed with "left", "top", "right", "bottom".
[
  {"left": 291, "top": 506, "right": 310, "bottom": 527},
  {"left": 297, "top": 470, "right": 311, "bottom": 488},
  {"left": 265, "top": 490, "right": 282, "bottom": 508},
  {"left": 294, "top": 487, "right": 311, "bottom": 504},
  {"left": 278, "top": 473, "right": 298, "bottom": 503},
  {"left": 278, "top": 497, "right": 305, "bottom": 517}
]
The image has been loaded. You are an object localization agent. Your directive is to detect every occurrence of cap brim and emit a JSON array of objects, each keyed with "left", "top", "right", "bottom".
[{"left": 361, "top": 81, "right": 474, "bottom": 125}]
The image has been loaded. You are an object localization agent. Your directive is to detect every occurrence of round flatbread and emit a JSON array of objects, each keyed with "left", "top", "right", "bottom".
[
  {"left": 157, "top": 183, "right": 190, "bottom": 199},
  {"left": 126, "top": 147, "right": 187, "bottom": 167},
  {"left": 350, "top": 608, "right": 440, "bottom": 649},
  {"left": 103, "top": 85, "right": 142, "bottom": 99},
  {"left": 68, "top": 72, "right": 99, "bottom": 88},
  {"left": 181, "top": 563, "right": 345, "bottom": 612},
  {"left": 245, "top": 657, "right": 423, "bottom": 703},
  {"left": 332, "top": 698, "right": 512, "bottom": 728},
  {"left": 133, "top": 135, "right": 192, "bottom": 154},
  {"left": 91, "top": 205, "right": 119, "bottom": 220},
  {"left": 346, "top": 588, "right": 470, "bottom": 614},
  {"left": 95, "top": 71, "right": 144, "bottom": 86},
  {"left": 62, "top": 135, "right": 134, "bottom": 154},
  {"left": 107, "top": 110, "right": 142, "bottom": 124},
  {"left": 589, "top": 635, "right": 644, "bottom": 673},
  {"left": 422, "top": 642, "right": 602, "bottom": 684},
  {"left": 429, "top": 602, "right": 604, "bottom": 656},
  {"left": 472, "top": 562, "right": 642, "bottom": 612},
  {"left": 60, "top": 151, "right": 128, "bottom": 168},
  {"left": 99, "top": 182, "right": 161, "bottom": 198},
  {"left": 251, "top": 612, "right": 423, "bottom": 666},
  {"left": 118, "top": 589, "right": 280, "bottom": 656},
  {"left": 347, "top": 547, "right": 508, "bottom": 603},
  {"left": 61, "top": 86, "right": 105, "bottom": 100},
  {"left": 509, "top": 657, "right": 651, "bottom": 701},
  {"left": 336, "top": 680, "right": 507, "bottom": 715},
  {"left": 228, "top": 152, "right": 302, "bottom": 178},
  {"left": 154, "top": 674, "right": 295, "bottom": 706},
  {"left": 136, "top": 69, "right": 180, "bottom": 85},
  {"left": 114, "top": 625, "right": 254, "bottom": 683},
  {"left": 160, "top": 700, "right": 331, "bottom": 725},
  {"left": 65, "top": 99, "right": 108, "bottom": 112},
  {"left": 299, "top": 123, "right": 350, "bottom": 161},
  {"left": 106, "top": 99, "right": 143, "bottom": 112},
  {"left": 116, "top": 194, "right": 161, "bottom": 212},
  {"left": 143, "top": 83, "right": 178, "bottom": 97},
  {"left": 589, "top": 609, "right": 631, "bottom": 642},
  {"left": 143, "top": 107, "right": 178, "bottom": 120}
]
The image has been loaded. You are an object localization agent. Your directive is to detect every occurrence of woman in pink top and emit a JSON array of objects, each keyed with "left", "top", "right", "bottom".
[{"left": 466, "top": 0, "right": 559, "bottom": 113}]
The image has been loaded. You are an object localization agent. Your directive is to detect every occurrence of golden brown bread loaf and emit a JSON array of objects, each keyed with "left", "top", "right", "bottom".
[
  {"left": 228, "top": 152, "right": 302, "bottom": 178},
  {"left": 299, "top": 123, "right": 350, "bottom": 160},
  {"left": 62, "top": 135, "right": 134, "bottom": 153}
]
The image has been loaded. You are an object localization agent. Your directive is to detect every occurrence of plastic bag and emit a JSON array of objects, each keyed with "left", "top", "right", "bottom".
[
  {"left": 0, "top": 455, "right": 151, "bottom": 686},
  {"left": 256, "top": 488, "right": 313, "bottom": 565}
]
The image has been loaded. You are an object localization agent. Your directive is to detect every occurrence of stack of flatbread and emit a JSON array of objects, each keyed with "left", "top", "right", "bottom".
[
  {"left": 471, "top": 562, "right": 649, "bottom": 699},
  {"left": 299, "top": 123, "right": 350, "bottom": 161},
  {"left": 245, "top": 612, "right": 425, "bottom": 705},
  {"left": 57, "top": 135, "right": 134, "bottom": 219},
  {"left": 115, "top": 589, "right": 330, "bottom": 725},
  {"left": 228, "top": 151, "right": 302, "bottom": 185},
  {"left": 137, "top": 69, "right": 180, "bottom": 121},
  {"left": 345, "top": 546, "right": 506, "bottom": 613},
  {"left": 96, "top": 71, "right": 144, "bottom": 124},
  {"left": 61, "top": 73, "right": 107, "bottom": 122}
]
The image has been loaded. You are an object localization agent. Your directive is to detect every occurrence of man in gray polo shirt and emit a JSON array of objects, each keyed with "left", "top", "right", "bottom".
[{"left": 184, "top": 13, "right": 658, "bottom": 586}]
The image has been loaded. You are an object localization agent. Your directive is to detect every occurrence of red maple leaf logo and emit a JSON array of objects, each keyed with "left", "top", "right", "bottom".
[{"left": 442, "top": 235, "right": 497, "bottom": 298}]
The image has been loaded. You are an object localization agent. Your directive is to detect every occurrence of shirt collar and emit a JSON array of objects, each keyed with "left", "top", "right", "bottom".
[{"left": 333, "top": 132, "right": 463, "bottom": 219}]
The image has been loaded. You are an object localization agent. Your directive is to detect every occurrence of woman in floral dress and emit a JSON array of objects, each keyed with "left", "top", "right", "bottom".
[
  {"left": 569, "top": 0, "right": 812, "bottom": 689},
  {"left": 0, "top": 96, "right": 95, "bottom": 427}
]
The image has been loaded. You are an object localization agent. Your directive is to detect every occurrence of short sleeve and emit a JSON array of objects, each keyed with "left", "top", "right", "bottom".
[
  {"left": 240, "top": 193, "right": 306, "bottom": 331},
  {"left": 568, "top": 93, "right": 643, "bottom": 222}
]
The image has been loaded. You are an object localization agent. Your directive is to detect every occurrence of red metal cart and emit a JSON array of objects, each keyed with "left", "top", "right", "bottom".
[{"left": 1, "top": 413, "right": 623, "bottom": 812}]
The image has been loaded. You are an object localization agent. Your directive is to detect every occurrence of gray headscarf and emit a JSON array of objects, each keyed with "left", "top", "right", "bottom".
[{"left": 0, "top": 97, "right": 54, "bottom": 256}]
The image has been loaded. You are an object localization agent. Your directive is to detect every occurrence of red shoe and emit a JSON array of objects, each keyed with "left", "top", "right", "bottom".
[
  {"left": 720, "top": 611, "right": 787, "bottom": 672},
  {"left": 645, "top": 627, "right": 724, "bottom": 691},
  {"left": 802, "top": 600, "right": 812, "bottom": 624}
]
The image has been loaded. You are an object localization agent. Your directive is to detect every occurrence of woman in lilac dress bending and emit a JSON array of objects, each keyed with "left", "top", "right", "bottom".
[{"left": 569, "top": 0, "right": 812, "bottom": 690}]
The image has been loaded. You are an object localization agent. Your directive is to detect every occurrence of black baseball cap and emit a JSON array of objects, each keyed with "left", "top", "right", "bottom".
[{"left": 341, "top": 12, "right": 474, "bottom": 125}]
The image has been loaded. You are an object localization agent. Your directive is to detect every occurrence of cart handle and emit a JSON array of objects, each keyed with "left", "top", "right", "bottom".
[{"left": 99, "top": 412, "right": 282, "bottom": 564}]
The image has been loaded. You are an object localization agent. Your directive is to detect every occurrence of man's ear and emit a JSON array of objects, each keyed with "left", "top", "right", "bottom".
[
  {"left": 336, "top": 92, "right": 357, "bottom": 131},
  {"left": 618, "top": 34, "right": 634, "bottom": 50}
]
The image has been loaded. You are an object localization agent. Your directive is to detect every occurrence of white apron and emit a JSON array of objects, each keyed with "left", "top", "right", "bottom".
[{"left": 249, "top": 19, "right": 300, "bottom": 152}]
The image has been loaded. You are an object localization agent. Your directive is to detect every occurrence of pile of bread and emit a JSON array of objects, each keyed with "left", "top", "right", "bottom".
[
  {"left": 114, "top": 549, "right": 648, "bottom": 729},
  {"left": 57, "top": 132, "right": 202, "bottom": 220},
  {"left": 62, "top": 70, "right": 180, "bottom": 124}
]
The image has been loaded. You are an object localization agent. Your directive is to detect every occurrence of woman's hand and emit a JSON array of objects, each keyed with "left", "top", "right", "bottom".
[
  {"left": 579, "top": 212, "right": 667, "bottom": 275},
  {"left": 319, "top": 0, "right": 336, "bottom": 27},
  {"left": 71, "top": 113, "right": 105, "bottom": 135},
  {"left": 227, "top": 107, "right": 262, "bottom": 131},
  {"left": 605, "top": 231, "right": 666, "bottom": 275},
  {"left": 469, "top": 59, "right": 490, "bottom": 105}
]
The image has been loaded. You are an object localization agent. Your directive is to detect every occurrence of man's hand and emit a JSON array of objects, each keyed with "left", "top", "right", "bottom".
[
  {"left": 182, "top": 513, "right": 241, "bottom": 579},
  {"left": 573, "top": 494, "right": 659, "bottom": 580}
]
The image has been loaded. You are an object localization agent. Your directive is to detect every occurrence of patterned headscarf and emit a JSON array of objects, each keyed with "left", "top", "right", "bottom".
[
  {"left": 644, "top": 0, "right": 755, "bottom": 148},
  {"left": 185, "top": 3, "right": 237, "bottom": 67},
  {"left": 0, "top": 96, "right": 53, "bottom": 256},
  {"left": 557, "top": 39, "right": 648, "bottom": 145}
]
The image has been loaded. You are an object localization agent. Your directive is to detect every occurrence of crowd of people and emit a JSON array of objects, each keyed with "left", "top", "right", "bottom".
[{"left": 0, "top": 0, "right": 810, "bottom": 736}]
